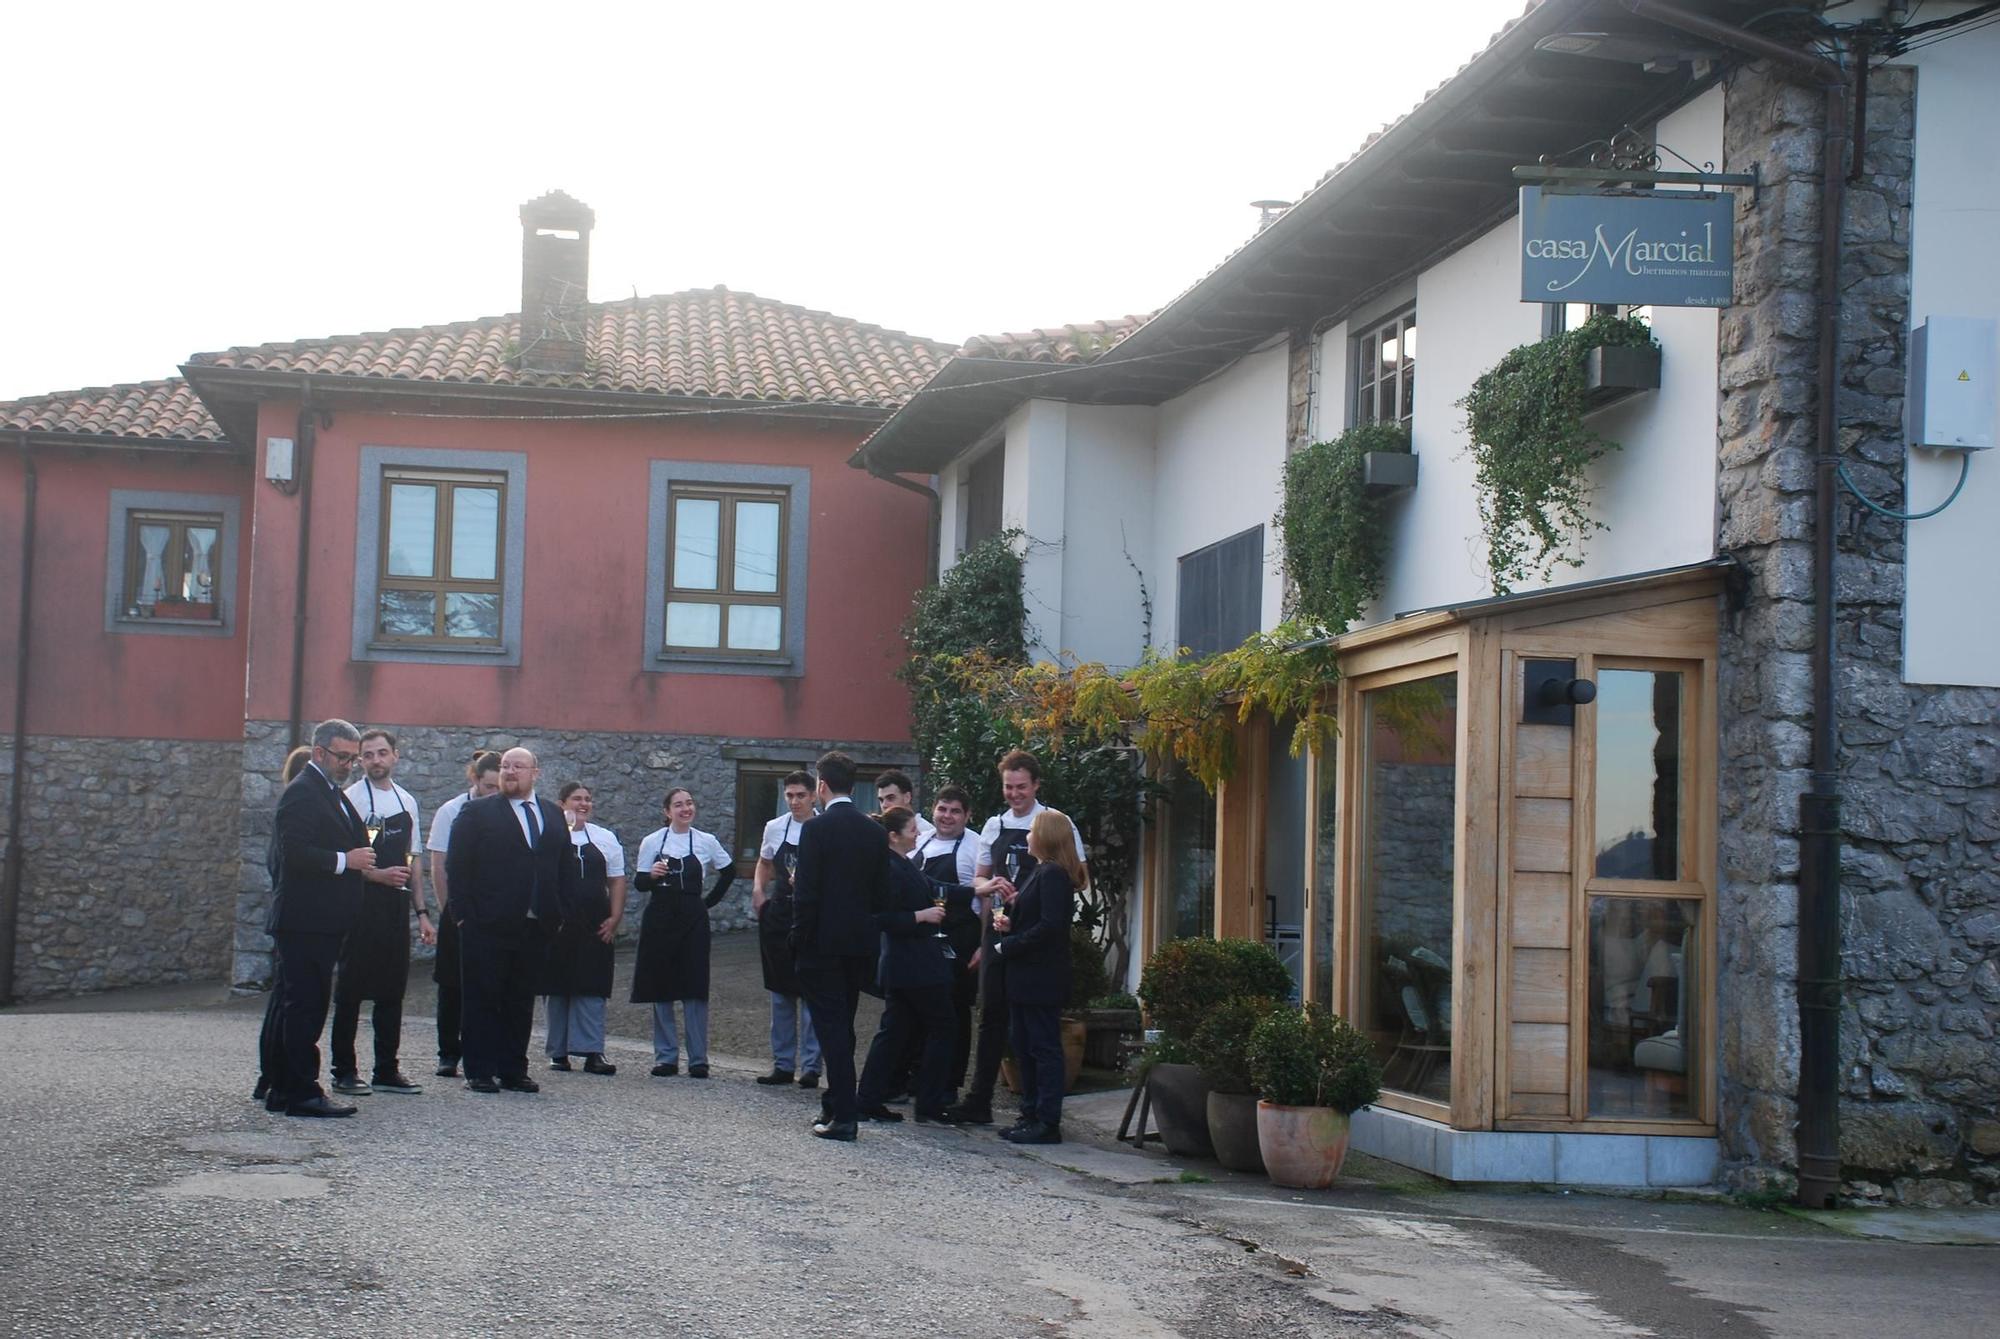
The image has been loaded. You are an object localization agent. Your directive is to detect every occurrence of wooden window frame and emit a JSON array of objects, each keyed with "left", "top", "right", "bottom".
[
  {"left": 121, "top": 509, "right": 224, "bottom": 623},
  {"left": 375, "top": 467, "right": 508, "bottom": 647},
  {"left": 1351, "top": 306, "right": 1417, "bottom": 429},
  {"left": 664, "top": 483, "right": 791, "bottom": 659}
]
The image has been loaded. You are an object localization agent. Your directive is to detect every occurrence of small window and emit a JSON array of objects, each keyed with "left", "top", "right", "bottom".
[
  {"left": 1552, "top": 302, "right": 1652, "bottom": 335},
  {"left": 1353, "top": 308, "right": 1417, "bottom": 428},
  {"left": 374, "top": 468, "right": 507, "bottom": 645},
  {"left": 664, "top": 484, "right": 789, "bottom": 656},
  {"left": 962, "top": 446, "right": 1005, "bottom": 552},
  {"left": 122, "top": 510, "right": 223, "bottom": 622},
  {"left": 1176, "top": 525, "right": 1263, "bottom": 659}
]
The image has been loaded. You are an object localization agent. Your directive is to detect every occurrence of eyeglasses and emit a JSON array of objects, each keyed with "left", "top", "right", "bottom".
[{"left": 323, "top": 749, "right": 360, "bottom": 765}]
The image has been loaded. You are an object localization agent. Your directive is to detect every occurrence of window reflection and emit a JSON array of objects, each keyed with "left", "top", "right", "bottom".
[
  {"left": 1163, "top": 767, "right": 1215, "bottom": 941},
  {"left": 1588, "top": 897, "right": 1697, "bottom": 1119},
  {"left": 1311, "top": 742, "right": 1337, "bottom": 1012},
  {"left": 1593, "top": 669, "right": 1681, "bottom": 880}
]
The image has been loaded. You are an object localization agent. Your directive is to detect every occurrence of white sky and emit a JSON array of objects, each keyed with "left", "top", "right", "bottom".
[{"left": 0, "top": 0, "right": 1529, "bottom": 401}]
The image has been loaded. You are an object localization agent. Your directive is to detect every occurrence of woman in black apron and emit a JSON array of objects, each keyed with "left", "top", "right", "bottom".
[
  {"left": 752, "top": 770, "right": 820, "bottom": 1086},
  {"left": 543, "top": 782, "right": 624, "bottom": 1075},
  {"left": 631, "top": 787, "right": 734, "bottom": 1078}
]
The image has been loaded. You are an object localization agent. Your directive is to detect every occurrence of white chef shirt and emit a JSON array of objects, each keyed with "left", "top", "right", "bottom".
[
  {"left": 913, "top": 830, "right": 980, "bottom": 885},
  {"left": 977, "top": 802, "right": 1087, "bottom": 873},
  {"left": 636, "top": 826, "right": 731, "bottom": 875},
  {"left": 568, "top": 821, "right": 626, "bottom": 877},
  {"left": 428, "top": 790, "right": 472, "bottom": 854},
  {"left": 344, "top": 778, "right": 424, "bottom": 855}
]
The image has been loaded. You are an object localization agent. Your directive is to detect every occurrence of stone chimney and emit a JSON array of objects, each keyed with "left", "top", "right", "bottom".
[{"left": 517, "top": 190, "right": 595, "bottom": 376}]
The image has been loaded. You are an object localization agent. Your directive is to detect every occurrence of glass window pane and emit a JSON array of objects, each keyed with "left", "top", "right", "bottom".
[
  {"left": 1594, "top": 669, "right": 1682, "bottom": 880},
  {"left": 1311, "top": 741, "right": 1338, "bottom": 1012},
  {"left": 1357, "top": 672, "right": 1457, "bottom": 1103},
  {"left": 1381, "top": 331, "right": 1401, "bottom": 373},
  {"left": 444, "top": 591, "right": 500, "bottom": 640},
  {"left": 378, "top": 588, "right": 436, "bottom": 638},
  {"left": 1588, "top": 896, "right": 1697, "bottom": 1119},
  {"left": 1399, "top": 320, "right": 1417, "bottom": 362},
  {"left": 450, "top": 487, "right": 500, "bottom": 581},
  {"left": 1264, "top": 714, "right": 1308, "bottom": 1001},
  {"left": 666, "top": 600, "right": 721, "bottom": 648},
  {"left": 673, "top": 498, "right": 720, "bottom": 590},
  {"left": 733, "top": 500, "right": 781, "bottom": 593},
  {"left": 1399, "top": 363, "right": 1416, "bottom": 423},
  {"left": 181, "top": 526, "right": 219, "bottom": 602},
  {"left": 135, "top": 523, "right": 171, "bottom": 605},
  {"left": 726, "top": 603, "right": 782, "bottom": 651},
  {"left": 1164, "top": 767, "right": 1216, "bottom": 941},
  {"left": 386, "top": 484, "right": 437, "bottom": 578}
]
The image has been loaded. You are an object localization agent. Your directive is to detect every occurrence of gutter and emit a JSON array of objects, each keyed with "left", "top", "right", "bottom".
[
  {"left": 2, "top": 434, "right": 36, "bottom": 1003},
  {"left": 1622, "top": 0, "right": 1849, "bottom": 1210},
  {"left": 863, "top": 463, "right": 943, "bottom": 587},
  {"left": 284, "top": 381, "right": 319, "bottom": 750}
]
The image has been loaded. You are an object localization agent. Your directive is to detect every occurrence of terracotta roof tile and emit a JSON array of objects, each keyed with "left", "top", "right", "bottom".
[
  {"left": 958, "top": 316, "right": 1154, "bottom": 365},
  {"left": 0, "top": 378, "right": 224, "bottom": 444},
  {"left": 188, "top": 286, "right": 954, "bottom": 408}
]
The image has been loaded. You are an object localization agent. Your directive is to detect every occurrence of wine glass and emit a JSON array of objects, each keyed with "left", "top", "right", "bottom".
[
  {"left": 782, "top": 850, "right": 798, "bottom": 884},
  {"left": 932, "top": 891, "right": 952, "bottom": 945},
  {"left": 365, "top": 819, "right": 383, "bottom": 846}
]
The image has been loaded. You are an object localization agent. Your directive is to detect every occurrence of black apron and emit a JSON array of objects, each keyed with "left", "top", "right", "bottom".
[
  {"left": 758, "top": 817, "right": 807, "bottom": 996},
  {"left": 631, "top": 831, "right": 711, "bottom": 1003},
  {"left": 543, "top": 833, "right": 614, "bottom": 998},
  {"left": 985, "top": 823, "right": 1038, "bottom": 993},
  {"left": 336, "top": 804, "right": 414, "bottom": 1004},
  {"left": 926, "top": 833, "right": 981, "bottom": 961}
]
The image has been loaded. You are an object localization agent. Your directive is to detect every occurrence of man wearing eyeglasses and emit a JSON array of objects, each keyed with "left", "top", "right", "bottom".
[{"left": 263, "top": 719, "right": 388, "bottom": 1118}]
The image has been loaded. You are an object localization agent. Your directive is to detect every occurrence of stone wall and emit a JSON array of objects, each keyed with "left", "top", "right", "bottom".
[
  {"left": 1717, "top": 62, "right": 1999, "bottom": 1205},
  {"left": 232, "top": 721, "right": 917, "bottom": 988},
  {"left": 0, "top": 734, "right": 239, "bottom": 1000}
]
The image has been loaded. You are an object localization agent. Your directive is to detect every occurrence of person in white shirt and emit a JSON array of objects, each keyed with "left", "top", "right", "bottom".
[
  {"left": 750, "top": 770, "right": 822, "bottom": 1087},
  {"left": 424, "top": 750, "right": 499, "bottom": 1078},
  {"left": 874, "top": 771, "right": 935, "bottom": 846},
  {"left": 543, "top": 781, "right": 626, "bottom": 1076},
  {"left": 630, "top": 787, "right": 736, "bottom": 1078},
  {"left": 332, "top": 729, "right": 429, "bottom": 1097},
  {"left": 912, "top": 784, "right": 983, "bottom": 1102}
]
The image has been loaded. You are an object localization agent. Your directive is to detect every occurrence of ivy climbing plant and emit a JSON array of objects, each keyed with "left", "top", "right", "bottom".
[
  {"left": 1277, "top": 420, "right": 1411, "bottom": 633},
  {"left": 1459, "top": 312, "right": 1658, "bottom": 593}
]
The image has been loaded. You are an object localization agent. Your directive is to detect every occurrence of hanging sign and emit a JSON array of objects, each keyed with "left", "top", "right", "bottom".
[{"left": 1519, "top": 186, "right": 1735, "bottom": 308}]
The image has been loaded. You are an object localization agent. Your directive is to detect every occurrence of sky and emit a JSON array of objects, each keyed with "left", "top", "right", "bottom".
[{"left": 0, "top": 0, "right": 1531, "bottom": 402}]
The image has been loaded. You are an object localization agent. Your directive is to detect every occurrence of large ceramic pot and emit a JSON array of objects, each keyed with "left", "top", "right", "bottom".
[
  {"left": 999, "top": 1020, "right": 1089, "bottom": 1094},
  {"left": 1255, "top": 1101, "right": 1351, "bottom": 1189},
  {"left": 1205, "top": 1090, "right": 1265, "bottom": 1173},
  {"left": 1146, "top": 1061, "right": 1214, "bottom": 1158}
]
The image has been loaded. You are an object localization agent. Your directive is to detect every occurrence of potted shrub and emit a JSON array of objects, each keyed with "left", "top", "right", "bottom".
[
  {"left": 1138, "top": 937, "right": 1293, "bottom": 1158},
  {"left": 1079, "top": 991, "right": 1143, "bottom": 1070},
  {"left": 1189, "top": 995, "right": 1280, "bottom": 1173},
  {"left": 1246, "top": 1005, "right": 1382, "bottom": 1190}
]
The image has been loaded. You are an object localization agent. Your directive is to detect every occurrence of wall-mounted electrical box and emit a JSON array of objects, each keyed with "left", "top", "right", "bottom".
[
  {"left": 265, "top": 436, "right": 295, "bottom": 484},
  {"left": 1907, "top": 316, "right": 1995, "bottom": 451}
]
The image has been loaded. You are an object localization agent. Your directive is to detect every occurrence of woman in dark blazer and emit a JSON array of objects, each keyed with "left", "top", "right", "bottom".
[
  {"left": 854, "top": 807, "right": 957, "bottom": 1124},
  {"left": 988, "top": 808, "right": 1082, "bottom": 1145}
]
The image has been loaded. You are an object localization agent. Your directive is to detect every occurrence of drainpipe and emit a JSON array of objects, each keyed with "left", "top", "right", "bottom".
[
  {"left": 866, "top": 462, "right": 943, "bottom": 586},
  {"left": 2, "top": 437, "right": 37, "bottom": 1004},
  {"left": 284, "top": 381, "right": 319, "bottom": 750},
  {"left": 1622, "top": 0, "right": 1849, "bottom": 1209}
]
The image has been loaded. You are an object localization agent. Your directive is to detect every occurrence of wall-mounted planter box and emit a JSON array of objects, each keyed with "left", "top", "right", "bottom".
[
  {"left": 1363, "top": 450, "right": 1419, "bottom": 497},
  {"left": 1582, "top": 343, "right": 1662, "bottom": 413}
]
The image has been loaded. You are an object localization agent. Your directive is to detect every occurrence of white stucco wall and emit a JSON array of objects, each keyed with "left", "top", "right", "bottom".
[
  {"left": 1149, "top": 341, "right": 1293, "bottom": 655},
  {"left": 1059, "top": 404, "right": 1158, "bottom": 666},
  {"left": 1902, "top": 23, "right": 2000, "bottom": 687}
]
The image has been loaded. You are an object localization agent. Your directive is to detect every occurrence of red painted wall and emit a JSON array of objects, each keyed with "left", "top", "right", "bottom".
[
  {"left": 0, "top": 449, "right": 251, "bottom": 740},
  {"left": 243, "top": 402, "right": 927, "bottom": 741}
]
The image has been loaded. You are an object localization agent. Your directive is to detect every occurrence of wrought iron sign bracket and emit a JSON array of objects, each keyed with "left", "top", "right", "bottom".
[{"left": 1512, "top": 163, "right": 1761, "bottom": 207}]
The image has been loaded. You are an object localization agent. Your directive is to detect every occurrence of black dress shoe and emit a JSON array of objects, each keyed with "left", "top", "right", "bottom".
[
  {"left": 1000, "top": 1120, "right": 1062, "bottom": 1145},
  {"left": 756, "top": 1068, "right": 795, "bottom": 1085},
  {"left": 435, "top": 1059, "right": 460, "bottom": 1078},
  {"left": 811, "top": 1119, "right": 858, "bottom": 1142},
  {"left": 797, "top": 1072, "right": 819, "bottom": 1089},
  {"left": 499, "top": 1075, "right": 541, "bottom": 1093},
  {"left": 913, "top": 1108, "right": 961, "bottom": 1126},
  {"left": 651, "top": 1062, "right": 678, "bottom": 1077},
  {"left": 286, "top": 1095, "right": 357, "bottom": 1118},
  {"left": 943, "top": 1101, "right": 993, "bottom": 1125},
  {"left": 465, "top": 1077, "right": 501, "bottom": 1093},
  {"left": 687, "top": 1064, "right": 710, "bottom": 1079},
  {"left": 372, "top": 1072, "right": 422, "bottom": 1095},
  {"left": 252, "top": 1078, "right": 270, "bottom": 1102},
  {"left": 858, "top": 1105, "right": 905, "bottom": 1123},
  {"left": 549, "top": 1056, "right": 573, "bottom": 1072},
  {"left": 264, "top": 1095, "right": 288, "bottom": 1114},
  {"left": 583, "top": 1053, "right": 618, "bottom": 1075}
]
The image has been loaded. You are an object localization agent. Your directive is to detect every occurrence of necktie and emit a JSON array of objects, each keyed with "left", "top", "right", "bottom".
[{"left": 522, "top": 800, "right": 542, "bottom": 845}]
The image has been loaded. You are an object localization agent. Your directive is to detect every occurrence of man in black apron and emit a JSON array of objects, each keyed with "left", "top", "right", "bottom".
[
  {"left": 752, "top": 770, "right": 821, "bottom": 1087},
  {"left": 333, "top": 729, "right": 429, "bottom": 1096},
  {"left": 915, "top": 784, "right": 982, "bottom": 1103}
]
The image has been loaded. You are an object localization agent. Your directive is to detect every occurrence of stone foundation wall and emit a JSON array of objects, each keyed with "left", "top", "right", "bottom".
[
  {"left": 1717, "top": 63, "right": 1999, "bottom": 1205},
  {"left": 232, "top": 721, "right": 916, "bottom": 988},
  {"left": 0, "top": 734, "right": 239, "bottom": 1000}
]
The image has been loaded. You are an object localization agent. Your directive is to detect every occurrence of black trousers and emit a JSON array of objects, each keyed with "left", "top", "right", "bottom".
[
  {"left": 257, "top": 960, "right": 285, "bottom": 1094},
  {"left": 964, "top": 963, "right": 1010, "bottom": 1106},
  {"left": 460, "top": 917, "right": 540, "bottom": 1083},
  {"left": 331, "top": 996, "right": 405, "bottom": 1081},
  {"left": 434, "top": 911, "right": 463, "bottom": 1063},
  {"left": 949, "top": 963, "right": 979, "bottom": 1091},
  {"left": 271, "top": 930, "right": 343, "bottom": 1108},
  {"left": 858, "top": 983, "right": 954, "bottom": 1115},
  {"left": 798, "top": 957, "right": 869, "bottom": 1124},
  {"left": 1008, "top": 1003, "right": 1065, "bottom": 1125}
]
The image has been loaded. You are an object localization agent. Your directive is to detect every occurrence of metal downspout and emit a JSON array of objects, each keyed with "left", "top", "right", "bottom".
[
  {"left": 866, "top": 464, "right": 943, "bottom": 586},
  {"left": 284, "top": 382, "right": 318, "bottom": 750},
  {"left": 1623, "top": 0, "right": 1850, "bottom": 1208},
  {"left": 2, "top": 437, "right": 37, "bottom": 1004}
]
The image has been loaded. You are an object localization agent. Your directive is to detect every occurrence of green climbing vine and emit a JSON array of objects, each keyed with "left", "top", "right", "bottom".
[{"left": 1277, "top": 420, "right": 1411, "bottom": 633}]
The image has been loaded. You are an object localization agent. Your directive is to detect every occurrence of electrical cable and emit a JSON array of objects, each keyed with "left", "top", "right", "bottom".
[{"left": 1836, "top": 452, "right": 1972, "bottom": 521}]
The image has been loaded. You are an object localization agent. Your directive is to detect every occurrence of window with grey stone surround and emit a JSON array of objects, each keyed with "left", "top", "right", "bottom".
[
  {"left": 645, "top": 461, "right": 810, "bottom": 676},
  {"left": 353, "top": 445, "right": 527, "bottom": 666},
  {"left": 105, "top": 489, "right": 241, "bottom": 637}
]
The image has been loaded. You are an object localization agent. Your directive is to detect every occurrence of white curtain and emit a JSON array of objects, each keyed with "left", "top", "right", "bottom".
[
  {"left": 186, "top": 527, "right": 217, "bottom": 600},
  {"left": 137, "top": 524, "right": 169, "bottom": 606}
]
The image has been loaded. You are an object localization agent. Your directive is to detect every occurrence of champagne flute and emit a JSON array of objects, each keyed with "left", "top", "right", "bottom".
[{"left": 365, "top": 819, "right": 383, "bottom": 846}]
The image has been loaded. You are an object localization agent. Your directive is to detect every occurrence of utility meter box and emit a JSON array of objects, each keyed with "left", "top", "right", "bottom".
[{"left": 1907, "top": 316, "right": 1996, "bottom": 451}]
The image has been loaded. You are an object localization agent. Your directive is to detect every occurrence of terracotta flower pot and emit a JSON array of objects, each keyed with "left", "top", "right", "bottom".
[
  {"left": 1255, "top": 1101, "right": 1352, "bottom": 1189},
  {"left": 999, "top": 1020, "right": 1087, "bottom": 1094},
  {"left": 1206, "top": 1090, "right": 1265, "bottom": 1173},
  {"left": 1146, "top": 1061, "right": 1213, "bottom": 1158}
]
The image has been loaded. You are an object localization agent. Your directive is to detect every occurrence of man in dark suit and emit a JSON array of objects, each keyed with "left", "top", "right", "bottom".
[
  {"left": 266, "top": 718, "right": 406, "bottom": 1118},
  {"left": 790, "top": 751, "right": 889, "bottom": 1141},
  {"left": 444, "top": 747, "right": 571, "bottom": 1094}
]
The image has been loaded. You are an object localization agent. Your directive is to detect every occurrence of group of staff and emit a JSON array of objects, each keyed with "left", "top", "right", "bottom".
[{"left": 254, "top": 721, "right": 1087, "bottom": 1145}]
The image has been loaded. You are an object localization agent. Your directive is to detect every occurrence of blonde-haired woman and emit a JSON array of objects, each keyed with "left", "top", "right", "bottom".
[{"left": 987, "top": 807, "right": 1084, "bottom": 1145}]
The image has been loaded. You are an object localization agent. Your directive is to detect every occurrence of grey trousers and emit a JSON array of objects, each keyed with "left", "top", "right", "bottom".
[
  {"left": 652, "top": 1000, "right": 709, "bottom": 1065},
  {"left": 545, "top": 995, "right": 607, "bottom": 1058}
]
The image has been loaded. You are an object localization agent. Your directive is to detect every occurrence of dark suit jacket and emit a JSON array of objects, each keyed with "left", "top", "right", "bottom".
[
  {"left": 791, "top": 799, "right": 888, "bottom": 963},
  {"left": 875, "top": 853, "right": 952, "bottom": 991},
  {"left": 993, "top": 862, "right": 1075, "bottom": 1007},
  {"left": 267, "top": 766, "right": 367, "bottom": 937},
  {"left": 444, "top": 792, "right": 574, "bottom": 927}
]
